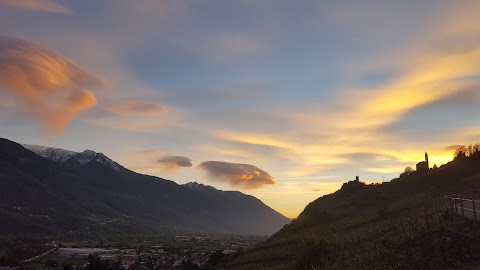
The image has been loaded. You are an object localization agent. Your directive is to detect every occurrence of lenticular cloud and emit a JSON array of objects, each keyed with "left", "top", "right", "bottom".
[
  {"left": 199, "top": 161, "right": 276, "bottom": 189},
  {"left": 0, "top": 36, "right": 103, "bottom": 135},
  {"left": 158, "top": 156, "right": 193, "bottom": 172}
]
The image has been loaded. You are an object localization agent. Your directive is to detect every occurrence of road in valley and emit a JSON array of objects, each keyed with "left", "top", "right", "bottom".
[{"left": 23, "top": 248, "right": 56, "bottom": 262}]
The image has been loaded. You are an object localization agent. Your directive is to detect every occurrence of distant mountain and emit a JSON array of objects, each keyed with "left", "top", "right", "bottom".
[
  {"left": 24, "top": 145, "right": 123, "bottom": 172},
  {"left": 25, "top": 145, "right": 76, "bottom": 162},
  {"left": 0, "top": 138, "right": 289, "bottom": 236},
  {"left": 183, "top": 181, "right": 218, "bottom": 191}
]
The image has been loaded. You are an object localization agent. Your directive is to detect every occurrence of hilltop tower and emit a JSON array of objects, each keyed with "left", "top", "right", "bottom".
[{"left": 416, "top": 152, "right": 429, "bottom": 172}]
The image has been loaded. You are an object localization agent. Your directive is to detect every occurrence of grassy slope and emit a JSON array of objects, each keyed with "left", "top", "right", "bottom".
[{"left": 227, "top": 155, "right": 480, "bottom": 269}]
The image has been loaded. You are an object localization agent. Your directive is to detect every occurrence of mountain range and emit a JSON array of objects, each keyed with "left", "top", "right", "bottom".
[{"left": 0, "top": 138, "right": 289, "bottom": 236}]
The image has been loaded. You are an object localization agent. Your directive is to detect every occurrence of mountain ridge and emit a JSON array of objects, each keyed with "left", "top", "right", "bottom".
[
  {"left": 23, "top": 145, "right": 123, "bottom": 172},
  {"left": 0, "top": 137, "right": 290, "bottom": 236}
]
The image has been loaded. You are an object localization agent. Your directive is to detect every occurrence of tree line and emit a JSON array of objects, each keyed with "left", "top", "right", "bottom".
[{"left": 453, "top": 144, "right": 480, "bottom": 160}]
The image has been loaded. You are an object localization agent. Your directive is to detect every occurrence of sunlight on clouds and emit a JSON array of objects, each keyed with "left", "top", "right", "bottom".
[
  {"left": 454, "top": 127, "right": 480, "bottom": 140},
  {"left": 259, "top": 4, "right": 480, "bottom": 182},
  {"left": 84, "top": 104, "right": 183, "bottom": 134},
  {"left": 3, "top": 0, "right": 480, "bottom": 219},
  {"left": 85, "top": 115, "right": 175, "bottom": 133},
  {"left": 360, "top": 50, "right": 480, "bottom": 124},
  {"left": 199, "top": 161, "right": 276, "bottom": 189},
  {"left": 215, "top": 130, "right": 293, "bottom": 149},
  {"left": 128, "top": 165, "right": 165, "bottom": 171},
  {"left": 193, "top": 144, "right": 262, "bottom": 160},
  {"left": 364, "top": 166, "right": 404, "bottom": 174},
  {"left": 0, "top": 36, "right": 103, "bottom": 135},
  {"left": 0, "top": 0, "right": 70, "bottom": 13},
  {"left": 246, "top": 181, "right": 344, "bottom": 218}
]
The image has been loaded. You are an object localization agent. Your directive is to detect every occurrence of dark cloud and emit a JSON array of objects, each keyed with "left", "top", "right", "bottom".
[
  {"left": 199, "top": 161, "right": 276, "bottom": 189},
  {"left": 108, "top": 101, "right": 167, "bottom": 115},
  {"left": 0, "top": 36, "right": 103, "bottom": 135},
  {"left": 158, "top": 156, "right": 192, "bottom": 172}
]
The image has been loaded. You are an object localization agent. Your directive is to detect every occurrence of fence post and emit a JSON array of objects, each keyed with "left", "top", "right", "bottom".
[{"left": 460, "top": 199, "right": 465, "bottom": 218}]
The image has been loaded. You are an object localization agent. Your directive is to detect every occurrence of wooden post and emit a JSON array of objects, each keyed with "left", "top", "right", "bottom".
[
  {"left": 460, "top": 199, "right": 465, "bottom": 218},
  {"left": 473, "top": 199, "right": 477, "bottom": 225}
]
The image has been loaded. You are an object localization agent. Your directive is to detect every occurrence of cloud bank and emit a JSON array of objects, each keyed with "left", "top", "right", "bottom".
[
  {"left": 0, "top": 36, "right": 103, "bottom": 135},
  {"left": 199, "top": 161, "right": 276, "bottom": 189},
  {"left": 158, "top": 156, "right": 192, "bottom": 172}
]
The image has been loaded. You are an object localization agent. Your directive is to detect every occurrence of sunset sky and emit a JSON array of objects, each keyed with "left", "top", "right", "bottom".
[{"left": 1, "top": 0, "right": 480, "bottom": 218}]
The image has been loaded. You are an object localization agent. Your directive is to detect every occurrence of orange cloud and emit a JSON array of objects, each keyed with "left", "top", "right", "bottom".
[
  {"left": 356, "top": 51, "right": 480, "bottom": 128},
  {"left": 0, "top": 0, "right": 70, "bottom": 13},
  {"left": 108, "top": 101, "right": 167, "bottom": 115},
  {"left": 199, "top": 161, "right": 276, "bottom": 189},
  {"left": 0, "top": 36, "right": 103, "bottom": 135},
  {"left": 44, "top": 89, "right": 97, "bottom": 135}
]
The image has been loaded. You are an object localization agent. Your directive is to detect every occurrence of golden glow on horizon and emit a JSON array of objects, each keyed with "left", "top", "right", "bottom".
[{"left": 2, "top": 0, "right": 480, "bottom": 221}]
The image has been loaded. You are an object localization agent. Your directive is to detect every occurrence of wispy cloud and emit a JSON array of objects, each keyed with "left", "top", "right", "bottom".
[
  {"left": 0, "top": 36, "right": 103, "bottom": 135},
  {"left": 108, "top": 101, "right": 167, "bottom": 115},
  {"left": 0, "top": 0, "right": 71, "bottom": 13}
]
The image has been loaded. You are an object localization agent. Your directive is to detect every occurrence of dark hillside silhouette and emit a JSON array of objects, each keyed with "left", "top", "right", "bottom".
[
  {"left": 228, "top": 145, "right": 480, "bottom": 269},
  {"left": 0, "top": 138, "right": 289, "bottom": 236}
]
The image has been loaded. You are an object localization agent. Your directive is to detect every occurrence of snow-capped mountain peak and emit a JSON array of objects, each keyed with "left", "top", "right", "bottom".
[
  {"left": 24, "top": 144, "right": 76, "bottom": 163},
  {"left": 183, "top": 182, "right": 218, "bottom": 191},
  {"left": 93, "top": 152, "right": 122, "bottom": 172},
  {"left": 22, "top": 145, "right": 122, "bottom": 172},
  {"left": 72, "top": 150, "right": 98, "bottom": 165}
]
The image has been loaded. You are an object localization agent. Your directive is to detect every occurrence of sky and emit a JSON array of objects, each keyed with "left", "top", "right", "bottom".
[{"left": 1, "top": 0, "right": 480, "bottom": 218}]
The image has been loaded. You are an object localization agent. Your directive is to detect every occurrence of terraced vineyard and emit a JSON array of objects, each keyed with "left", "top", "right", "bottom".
[{"left": 227, "top": 152, "right": 480, "bottom": 269}]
